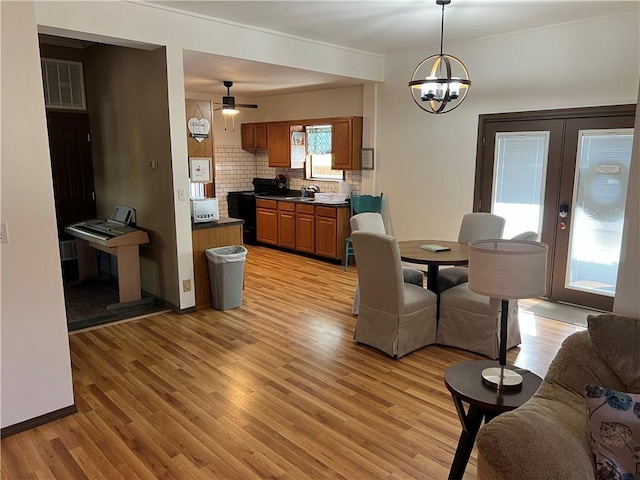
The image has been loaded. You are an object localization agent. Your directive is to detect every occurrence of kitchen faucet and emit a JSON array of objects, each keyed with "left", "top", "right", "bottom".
[{"left": 301, "top": 184, "right": 320, "bottom": 197}]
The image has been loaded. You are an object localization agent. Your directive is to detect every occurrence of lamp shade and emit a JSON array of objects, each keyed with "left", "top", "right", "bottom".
[{"left": 468, "top": 240, "right": 548, "bottom": 299}]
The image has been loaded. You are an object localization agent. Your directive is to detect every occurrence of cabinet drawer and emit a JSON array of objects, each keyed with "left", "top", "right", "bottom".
[
  {"left": 315, "top": 206, "right": 337, "bottom": 218},
  {"left": 278, "top": 201, "right": 295, "bottom": 212},
  {"left": 256, "top": 198, "right": 277, "bottom": 209},
  {"left": 296, "top": 204, "right": 315, "bottom": 215}
]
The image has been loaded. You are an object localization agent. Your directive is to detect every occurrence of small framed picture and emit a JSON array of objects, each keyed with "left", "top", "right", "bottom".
[
  {"left": 189, "top": 157, "right": 212, "bottom": 183},
  {"left": 361, "top": 148, "right": 374, "bottom": 170}
]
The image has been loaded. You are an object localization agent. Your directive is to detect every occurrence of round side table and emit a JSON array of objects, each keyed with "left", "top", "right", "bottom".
[{"left": 444, "top": 360, "right": 542, "bottom": 480}]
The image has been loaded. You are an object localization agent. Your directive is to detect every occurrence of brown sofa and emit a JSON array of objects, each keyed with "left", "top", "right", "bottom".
[{"left": 476, "top": 313, "right": 640, "bottom": 480}]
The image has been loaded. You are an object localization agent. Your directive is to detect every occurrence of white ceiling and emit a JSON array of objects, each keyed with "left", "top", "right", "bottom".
[
  {"left": 153, "top": 0, "right": 638, "bottom": 98},
  {"left": 48, "top": 1, "right": 640, "bottom": 99},
  {"left": 155, "top": 0, "right": 635, "bottom": 57}
]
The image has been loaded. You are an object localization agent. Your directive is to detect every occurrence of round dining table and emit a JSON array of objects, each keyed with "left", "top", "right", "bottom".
[{"left": 397, "top": 240, "right": 469, "bottom": 293}]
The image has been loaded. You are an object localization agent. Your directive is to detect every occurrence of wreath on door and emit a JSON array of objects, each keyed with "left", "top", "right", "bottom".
[{"left": 580, "top": 164, "right": 628, "bottom": 222}]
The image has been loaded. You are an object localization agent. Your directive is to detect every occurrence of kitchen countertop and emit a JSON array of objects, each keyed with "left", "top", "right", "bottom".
[
  {"left": 192, "top": 217, "right": 244, "bottom": 230},
  {"left": 256, "top": 194, "right": 349, "bottom": 207}
]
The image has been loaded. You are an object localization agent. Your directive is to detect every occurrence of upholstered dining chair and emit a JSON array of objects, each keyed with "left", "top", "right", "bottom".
[
  {"left": 437, "top": 213, "right": 506, "bottom": 293},
  {"left": 436, "top": 283, "right": 521, "bottom": 359},
  {"left": 351, "top": 231, "right": 437, "bottom": 358},
  {"left": 436, "top": 232, "right": 532, "bottom": 358},
  {"left": 344, "top": 193, "right": 383, "bottom": 271},
  {"left": 511, "top": 231, "right": 539, "bottom": 242},
  {"left": 350, "top": 213, "right": 424, "bottom": 315}
]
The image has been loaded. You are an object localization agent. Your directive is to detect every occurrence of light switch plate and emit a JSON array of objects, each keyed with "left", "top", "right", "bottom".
[{"left": 0, "top": 222, "right": 8, "bottom": 243}]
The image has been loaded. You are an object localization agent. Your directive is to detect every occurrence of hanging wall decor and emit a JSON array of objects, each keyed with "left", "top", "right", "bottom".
[
  {"left": 189, "top": 157, "right": 212, "bottom": 183},
  {"left": 187, "top": 104, "right": 211, "bottom": 143}
]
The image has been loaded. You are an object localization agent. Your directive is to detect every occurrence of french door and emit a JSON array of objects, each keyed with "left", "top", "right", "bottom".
[{"left": 475, "top": 106, "right": 635, "bottom": 311}]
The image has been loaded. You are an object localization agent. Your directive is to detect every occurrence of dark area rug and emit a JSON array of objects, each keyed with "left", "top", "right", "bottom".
[
  {"left": 522, "top": 300, "right": 605, "bottom": 328},
  {"left": 64, "top": 280, "right": 168, "bottom": 332}
]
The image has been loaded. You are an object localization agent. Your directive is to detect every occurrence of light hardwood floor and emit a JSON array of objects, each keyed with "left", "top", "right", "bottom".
[{"left": 1, "top": 245, "right": 585, "bottom": 479}]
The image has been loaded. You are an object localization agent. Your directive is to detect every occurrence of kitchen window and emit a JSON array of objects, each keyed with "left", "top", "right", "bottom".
[{"left": 305, "top": 125, "right": 344, "bottom": 181}]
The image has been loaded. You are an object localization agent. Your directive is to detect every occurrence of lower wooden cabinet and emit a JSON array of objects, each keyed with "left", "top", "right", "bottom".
[
  {"left": 277, "top": 202, "right": 296, "bottom": 249},
  {"left": 192, "top": 221, "right": 243, "bottom": 310},
  {"left": 256, "top": 199, "right": 278, "bottom": 245},
  {"left": 257, "top": 199, "right": 349, "bottom": 263},
  {"left": 296, "top": 204, "right": 315, "bottom": 253},
  {"left": 315, "top": 207, "right": 338, "bottom": 259}
]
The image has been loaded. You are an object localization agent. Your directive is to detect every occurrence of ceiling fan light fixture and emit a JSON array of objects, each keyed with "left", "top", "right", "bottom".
[
  {"left": 214, "top": 81, "right": 259, "bottom": 129},
  {"left": 409, "top": 0, "right": 471, "bottom": 114}
]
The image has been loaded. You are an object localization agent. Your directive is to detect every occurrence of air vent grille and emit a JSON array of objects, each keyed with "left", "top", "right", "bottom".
[
  {"left": 41, "top": 58, "right": 86, "bottom": 110},
  {"left": 59, "top": 240, "right": 78, "bottom": 261}
]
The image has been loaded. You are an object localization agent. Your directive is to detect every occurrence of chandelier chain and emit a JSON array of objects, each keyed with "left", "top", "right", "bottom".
[{"left": 440, "top": 3, "right": 445, "bottom": 56}]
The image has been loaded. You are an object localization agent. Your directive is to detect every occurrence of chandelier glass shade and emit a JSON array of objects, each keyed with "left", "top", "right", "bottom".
[{"left": 409, "top": 0, "right": 471, "bottom": 114}]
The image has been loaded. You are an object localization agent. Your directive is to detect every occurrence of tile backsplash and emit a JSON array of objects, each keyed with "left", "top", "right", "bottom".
[{"left": 213, "top": 145, "right": 362, "bottom": 217}]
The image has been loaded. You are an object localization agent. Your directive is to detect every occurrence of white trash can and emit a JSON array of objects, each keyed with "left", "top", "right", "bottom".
[{"left": 205, "top": 245, "right": 248, "bottom": 310}]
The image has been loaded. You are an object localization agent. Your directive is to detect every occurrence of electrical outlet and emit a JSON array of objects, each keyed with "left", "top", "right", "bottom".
[
  {"left": 183, "top": 279, "right": 191, "bottom": 292},
  {"left": 0, "top": 223, "right": 7, "bottom": 243}
]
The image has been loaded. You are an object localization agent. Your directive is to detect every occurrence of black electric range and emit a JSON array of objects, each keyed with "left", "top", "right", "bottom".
[{"left": 228, "top": 178, "right": 290, "bottom": 245}]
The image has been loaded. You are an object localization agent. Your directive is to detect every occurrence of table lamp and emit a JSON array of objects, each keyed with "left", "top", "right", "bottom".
[{"left": 468, "top": 239, "right": 548, "bottom": 390}]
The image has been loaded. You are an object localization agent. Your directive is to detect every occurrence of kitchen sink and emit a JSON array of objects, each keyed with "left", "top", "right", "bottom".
[{"left": 284, "top": 197, "right": 315, "bottom": 201}]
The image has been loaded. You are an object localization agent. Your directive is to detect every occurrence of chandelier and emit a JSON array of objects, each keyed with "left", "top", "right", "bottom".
[{"left": 409, "top": 0, "right": 471, "bottom": 114}]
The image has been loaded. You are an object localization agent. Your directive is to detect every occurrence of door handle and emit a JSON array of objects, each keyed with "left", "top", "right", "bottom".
[
  {"left": 558, "top": 204, "right": 569, "bottom": 230},
  {"left": 559, "top": 204, "right": 569, "bottom": 218}
]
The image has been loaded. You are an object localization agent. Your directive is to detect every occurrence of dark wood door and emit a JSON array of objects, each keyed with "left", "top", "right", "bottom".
[
  {"left": 47, "top": 112, "right": 96, "bottom": 238},
  {"left": 551, "top": 114, "right": 635, "bottom": 310},
  {"left": 475, "top": 105, "right": 635, "bottom": 311}
]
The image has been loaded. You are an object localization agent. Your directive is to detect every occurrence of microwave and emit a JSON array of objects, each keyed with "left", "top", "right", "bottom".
[{"left": 191, "top": 198, "right": 219, "bottom": 223}]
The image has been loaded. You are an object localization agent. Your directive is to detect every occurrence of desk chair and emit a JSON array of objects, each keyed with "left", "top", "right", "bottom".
[
  {"left": 345, "top": 193, "right": 383, "bottom": 271},
  {"left": 351, "top": 231, "right": 437, "bottom": 358}
]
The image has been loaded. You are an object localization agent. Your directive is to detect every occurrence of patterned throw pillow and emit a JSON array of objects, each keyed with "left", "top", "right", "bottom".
[{"left": 585, "top": 385, "right": 640, "bottom": 480}]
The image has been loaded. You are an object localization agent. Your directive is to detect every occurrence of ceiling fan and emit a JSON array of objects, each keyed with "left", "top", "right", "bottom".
[{"left": 213, "top": 80, "right": 258, "bottom": 116}]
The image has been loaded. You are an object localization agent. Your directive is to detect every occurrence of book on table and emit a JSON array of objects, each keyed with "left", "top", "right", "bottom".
[{"left": 420, "top": 244, "right": 451, "bottom": 252}]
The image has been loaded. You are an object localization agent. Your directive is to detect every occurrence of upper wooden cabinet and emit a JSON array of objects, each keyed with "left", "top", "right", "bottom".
[
  {"left": 267, "top": 122, "right": 290, "bottom": 167},
  {"left": 331, "top": 116, "right": 363, "bottom": 170},
  {"left": 247, "top": 116, "right": 364, "bottom": 169},
  {"left": 241, "top": 123, "right": 267, "bottom": 151}
]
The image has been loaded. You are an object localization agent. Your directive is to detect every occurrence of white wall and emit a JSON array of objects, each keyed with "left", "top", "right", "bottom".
[
  {"left": 613, "top": 91, "right": 640, "bottom": 316},
  {"left": 378, "top": 13, "right": 640, "bottom": 242},
  {"left": 0, "top": 1, "right": 74, "bottom": 428}
]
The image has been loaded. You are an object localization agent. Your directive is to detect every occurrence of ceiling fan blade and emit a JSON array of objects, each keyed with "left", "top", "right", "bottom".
[{"left": 236, "top": 103, "right": 259, "bottom": 109}]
